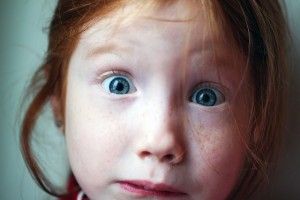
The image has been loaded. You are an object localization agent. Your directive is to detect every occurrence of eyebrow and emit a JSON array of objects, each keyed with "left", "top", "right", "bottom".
[{"left": 86, "top": 42, "right": 132, "bottom": 59}]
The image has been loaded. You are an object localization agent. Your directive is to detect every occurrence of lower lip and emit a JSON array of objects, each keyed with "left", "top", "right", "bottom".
[{"left": 118, "top": 182, "right": 186, "bottom": 197}]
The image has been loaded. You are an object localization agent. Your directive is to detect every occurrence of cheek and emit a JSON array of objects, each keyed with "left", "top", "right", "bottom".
[
  {"left": 64, "top": 87, "right": 130, "bottom": 194},
  {"left": 187, "top": 106, "right": 245, "bottom": 198}
]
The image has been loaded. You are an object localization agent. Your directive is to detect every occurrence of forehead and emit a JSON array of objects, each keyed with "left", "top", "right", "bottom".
[{"left": 79, "top": 0, "right": 229, "bottom": 52}]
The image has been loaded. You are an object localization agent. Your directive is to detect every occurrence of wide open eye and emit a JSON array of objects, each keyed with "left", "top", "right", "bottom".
[
  {"left": 102, "top": 74, "right": 136, "bottom": 95},
  {"left": 190, "top": 86, "right": 225, "bottom": 106}
]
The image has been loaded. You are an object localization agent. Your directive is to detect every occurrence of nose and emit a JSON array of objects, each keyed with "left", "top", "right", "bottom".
[
  {"left": 137, "top": 134, "right": 185, "bottom": 165},
  {"left": 135, "top": 101, "right": 186, "bottom": 165}
]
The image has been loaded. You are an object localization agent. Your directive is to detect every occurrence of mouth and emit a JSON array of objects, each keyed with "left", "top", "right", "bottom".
[{"left": 116, "top": 180, "right": 187, "bottom": 197}]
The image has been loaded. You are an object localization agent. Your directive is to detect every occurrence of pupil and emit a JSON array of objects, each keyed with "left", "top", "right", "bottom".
[
  {"left": 115, "top": 82, "right": 124, "bottom": 91},
  {"left": 201, "top": 93, "right": 210, "bottom": 103},
  {"left": 196, "top": 89, "right": 216, "bottom": 106},
  {"left": 109, "top": 77, "right": 129, "bottom": 94}
]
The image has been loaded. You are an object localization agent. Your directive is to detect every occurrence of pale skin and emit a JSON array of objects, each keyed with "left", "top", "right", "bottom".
[{"left": 53, "top": 1, "right": 252, "bottom": 199}]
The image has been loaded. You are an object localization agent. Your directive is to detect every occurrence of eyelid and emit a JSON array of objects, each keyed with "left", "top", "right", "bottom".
[
  {"left": 191, "top": 82, "right": 227, "bottom": 95},
  {"left": 97, "top": 69, "right": 133, "bottom": 81}
]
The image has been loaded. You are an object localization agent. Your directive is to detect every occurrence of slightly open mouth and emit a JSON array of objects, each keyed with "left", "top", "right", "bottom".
[{"left": 118, "top": 181, "right": 187, "bottom": 197}]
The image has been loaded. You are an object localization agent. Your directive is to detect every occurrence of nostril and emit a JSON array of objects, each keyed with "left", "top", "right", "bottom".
[
  {"left": 139, "top": 151, "right": 151, "bottom": 158},
  {"left": 139, "top": 151, "right": 176, "bottom": 163},
  {"left": 163, "top": 154, "right": 175, "bottom": 162}
]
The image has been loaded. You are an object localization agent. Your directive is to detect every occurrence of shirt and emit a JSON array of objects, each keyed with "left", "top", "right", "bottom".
[{"left": 59, "top": 174, "right": 89, "bottom": 200}]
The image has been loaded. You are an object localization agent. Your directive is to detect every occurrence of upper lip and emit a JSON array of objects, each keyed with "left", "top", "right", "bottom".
[{"left": 117, "top": 179, "right": 186, "bottom": 194}]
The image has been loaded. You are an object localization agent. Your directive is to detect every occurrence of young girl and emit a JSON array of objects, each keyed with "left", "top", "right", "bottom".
[{"left": 20, "top": 0, "right": 288, "bottom": 199}]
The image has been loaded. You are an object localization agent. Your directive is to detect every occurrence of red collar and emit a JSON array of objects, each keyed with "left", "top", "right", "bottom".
[{"left": 59, "top": 174, "right": 89, "bottom": 200}]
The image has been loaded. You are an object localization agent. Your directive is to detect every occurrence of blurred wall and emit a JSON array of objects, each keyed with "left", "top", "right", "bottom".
[
  {"left": 0, "top": 1, "right": 60, "bottom": 199},
  {"left": 0, "top": 0, "right": 299, "bottom": 199}
]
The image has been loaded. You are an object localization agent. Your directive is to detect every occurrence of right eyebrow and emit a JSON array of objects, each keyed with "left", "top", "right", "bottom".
[{"left": 86, "top": 42, "right": 132, "bottom": 59}]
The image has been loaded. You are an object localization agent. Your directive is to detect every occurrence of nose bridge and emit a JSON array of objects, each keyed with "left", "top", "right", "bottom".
[
  {"left": 144, "top": 75, "right": 184, "bottom": 134},
  {"left": 148, "top": 61, "right": 186, "bottom": 128},
  {"left": 159, "top": 89, "right": 184, "bottom": 134}
]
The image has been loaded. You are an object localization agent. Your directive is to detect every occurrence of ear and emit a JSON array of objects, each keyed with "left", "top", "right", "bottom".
[{"left": 50, "top": 95, "right": 63, "bottom": 128}]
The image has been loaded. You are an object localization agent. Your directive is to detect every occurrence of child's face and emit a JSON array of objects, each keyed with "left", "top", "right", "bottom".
[{"left": 64, "top": 1, "right": 251, "bottom": 199}]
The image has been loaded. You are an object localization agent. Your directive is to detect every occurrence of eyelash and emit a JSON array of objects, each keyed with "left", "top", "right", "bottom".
[{"left": 98, "top": 70, "right": 226, "bottom": 106}]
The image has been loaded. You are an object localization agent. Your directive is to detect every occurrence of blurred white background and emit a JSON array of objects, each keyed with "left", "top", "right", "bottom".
[{"left": 0, "top": 0, "right": 299, "bottom": 199}]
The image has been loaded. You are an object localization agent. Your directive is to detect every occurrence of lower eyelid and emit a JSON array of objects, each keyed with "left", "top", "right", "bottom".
[{"left": 189, "top": 101, "right": 229, "bottom": 113}]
